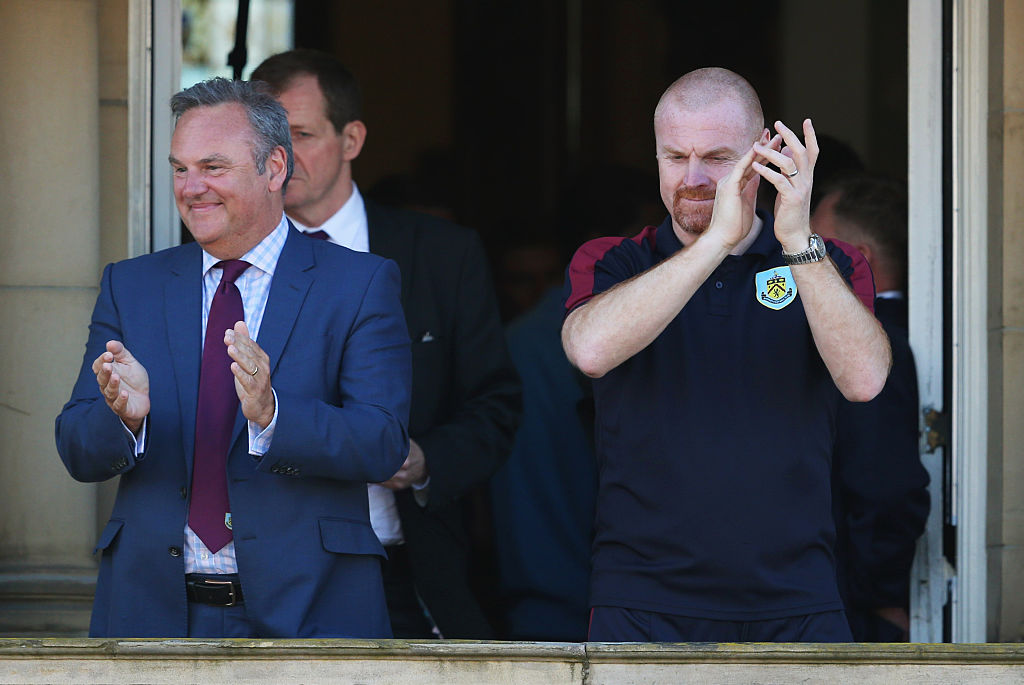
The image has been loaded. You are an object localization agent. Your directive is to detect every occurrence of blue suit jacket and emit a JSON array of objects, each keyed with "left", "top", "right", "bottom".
[{"left": 55, "top": 227, "right": 411, "bottom": 638}]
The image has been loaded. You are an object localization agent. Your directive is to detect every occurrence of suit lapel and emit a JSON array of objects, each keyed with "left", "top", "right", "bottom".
[
  {"left": 366, "top": 200, "right": 415, "bottom": 306},
  {"left": 230, "top": 226, "right": 315, "bottom": 442},
  {"left": 164, "top": 244, "right": 204, "bottom": 472}
]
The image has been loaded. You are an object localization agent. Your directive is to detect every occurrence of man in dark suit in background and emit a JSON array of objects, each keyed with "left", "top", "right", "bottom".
[
  {"left": 55, "top": 78, "right": 411, "bottom": 638},
  {"left": 811, "top": 175, "right": 930, "bottom": 641},
  {"left": 252, "top": 50, "right": 521, "bottom": 639}
]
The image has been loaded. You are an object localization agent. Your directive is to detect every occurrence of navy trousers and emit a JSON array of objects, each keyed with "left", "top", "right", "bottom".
[{"left": 588, "top": 606, "right": 853, "bottom": 642}]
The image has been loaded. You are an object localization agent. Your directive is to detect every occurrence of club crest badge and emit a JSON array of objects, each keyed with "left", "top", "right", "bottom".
[
  {"left": 755, "top": 266, "right": 797, "bottom": 310},
  {"left": 224, "top": 513, "right": 232, "bottom": 531}
]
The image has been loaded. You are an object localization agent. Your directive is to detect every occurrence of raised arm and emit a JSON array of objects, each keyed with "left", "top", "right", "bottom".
[
  {"left": 56, "top": 264, "right": 147, "bottom": 482},
  {"left": 562, "top": 145, "right": 761, "bottom": 378},
  {"left": 753, "top": 119, "right": 891, "bottom": 401},
  {"left": 562, "top": 235, "right": 726, "bottom": 378},
  {"left": 258, "top": 258, "right": 412, "bottom": 483}
]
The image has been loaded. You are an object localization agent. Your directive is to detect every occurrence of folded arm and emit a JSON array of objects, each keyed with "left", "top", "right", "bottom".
[{"left": 403, "top": 231, "right": 522, "bottom": 510}]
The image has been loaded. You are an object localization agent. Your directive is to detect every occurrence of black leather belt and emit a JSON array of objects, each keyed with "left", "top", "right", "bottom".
[{"left": 185, "top": 573, "right": 244, "bottom": 606}]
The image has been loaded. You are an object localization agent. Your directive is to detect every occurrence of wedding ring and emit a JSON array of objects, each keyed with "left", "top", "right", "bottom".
[
  {"left": 786, "top": 169, "right": 799, "bottom": 178},
  {"left": 250, "top": 365, "right": 259, "bottom": 377}
]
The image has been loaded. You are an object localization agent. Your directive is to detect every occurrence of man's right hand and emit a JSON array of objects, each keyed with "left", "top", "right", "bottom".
[
  {"left": 92, "top": 340, "right": 150, "bottom": 435},
  {"left": 704, "top": 133, "right": 779, "bottom": 252}
]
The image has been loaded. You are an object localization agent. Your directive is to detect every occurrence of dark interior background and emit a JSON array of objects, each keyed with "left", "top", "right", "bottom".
[{"left": 292, "top": 0, "right": 905, "bottom": 270}]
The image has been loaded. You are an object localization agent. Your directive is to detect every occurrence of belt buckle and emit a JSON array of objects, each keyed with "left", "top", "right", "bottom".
[{"left": 203, "top": 579, "right": 237, "bottom": 607}]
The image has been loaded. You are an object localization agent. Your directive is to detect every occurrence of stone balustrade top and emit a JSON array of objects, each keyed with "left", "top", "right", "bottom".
[{"left": 2, "top": 639, "right": 1024, "bottom": 684}]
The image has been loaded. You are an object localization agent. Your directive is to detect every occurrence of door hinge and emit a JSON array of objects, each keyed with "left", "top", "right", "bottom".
[{"left": 923, "top": 406, "right": 950, "bottom": 452}]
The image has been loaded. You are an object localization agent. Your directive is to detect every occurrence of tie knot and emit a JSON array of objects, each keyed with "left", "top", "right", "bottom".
[
  {"left": 216, "top": 259, "right": 251, "bottom": 284},
  {"left": 303, "top": 230, "right": 331, "bottom": 241}
]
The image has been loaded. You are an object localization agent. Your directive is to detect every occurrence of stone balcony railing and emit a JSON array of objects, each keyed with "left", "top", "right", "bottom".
[{"left": 1, "top": 639, "right": 1024, "bottom": 684}]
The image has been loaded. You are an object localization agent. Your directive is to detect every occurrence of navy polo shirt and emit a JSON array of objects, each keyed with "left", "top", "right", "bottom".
[{"left": 563, "top": 212, "right": 875, "bottom": 620}]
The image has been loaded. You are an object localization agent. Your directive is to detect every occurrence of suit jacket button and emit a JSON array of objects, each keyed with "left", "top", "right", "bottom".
[
  {"left": 168, "top": 546, "right": 182, "bottom": 557},
  {"left": 179, "top": 487, "right": 187, "bottom": 499}
]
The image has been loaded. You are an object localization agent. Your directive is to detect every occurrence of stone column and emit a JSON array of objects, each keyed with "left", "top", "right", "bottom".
[
  {"left": 0, "top": 0, "right": 102, "bottom": 636},
  {"left": 991, "top": 0, "right": 1024, "bottom": 643}
]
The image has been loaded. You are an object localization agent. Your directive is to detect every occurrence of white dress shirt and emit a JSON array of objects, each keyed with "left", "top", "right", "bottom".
[{"left": 287, "top": 181, "right": 369, "bottom": 252}]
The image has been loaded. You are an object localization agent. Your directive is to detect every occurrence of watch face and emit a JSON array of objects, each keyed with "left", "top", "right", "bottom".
[{"left": 811, "top": 234, "right": 826, "bottom": 257}]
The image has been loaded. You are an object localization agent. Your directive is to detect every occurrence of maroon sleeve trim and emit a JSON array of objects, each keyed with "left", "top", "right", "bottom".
[
  {"left": 827, "top": 238, "right": 876, "bottom": 313},
  {"left": 564, "top": 227, "right": 657, "bottom": 314}
]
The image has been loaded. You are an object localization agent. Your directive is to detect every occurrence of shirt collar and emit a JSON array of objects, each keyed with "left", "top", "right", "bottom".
[
  {"left": 743, "top": 209, "right": 778, "bottom": 256},
  {"left": 655, "top": 208, "right": 776, "bottom": 259},
  {"left": 288, "top": 182, "right": 368, "bottom": 251},
  {"left": 201, "top": 213, "right": 289, "bottom": 278}
]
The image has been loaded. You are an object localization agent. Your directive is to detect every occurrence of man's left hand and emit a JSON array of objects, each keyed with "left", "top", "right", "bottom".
[
  {"left": 753, "top": 118, "right": 819, "bottom": 253},
  {"left": 379, "top": 439, "right": 428, "bottom": 490},
  {"left": 226, "top": 320, "right": 275, "bottom": 429}
]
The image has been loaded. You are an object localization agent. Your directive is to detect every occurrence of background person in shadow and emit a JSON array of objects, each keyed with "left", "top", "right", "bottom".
[
  {"left": 811, "top": 175, "right": 930, "bottom": 642},
  {"left": 251, "top": 50, "right": 521, "bottom": 639}
]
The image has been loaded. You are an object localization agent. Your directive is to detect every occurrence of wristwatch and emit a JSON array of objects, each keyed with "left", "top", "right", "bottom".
[{"left": 782, "top": 233, "right": 827, "bottom": 265}]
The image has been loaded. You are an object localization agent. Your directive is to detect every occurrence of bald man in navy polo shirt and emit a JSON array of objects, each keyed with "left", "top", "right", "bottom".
[{"left": 562, "top": 68, "right": 891, "bottom": 643}]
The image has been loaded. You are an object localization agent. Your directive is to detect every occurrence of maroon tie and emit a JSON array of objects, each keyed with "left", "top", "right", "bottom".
[
  {"left": 303, "top": 229, "right": 330, "bottom": 241},
  {"left": 189, "top": 259, "right": 250, "bottom": 553}
]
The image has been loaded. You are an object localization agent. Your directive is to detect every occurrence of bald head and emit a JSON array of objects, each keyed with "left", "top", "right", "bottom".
[
  {"left": 655, "top": 68, "right": 764, "bottom": 141},
  {"left": 653, "top": 68, "right": 767, "bottom": 244}
]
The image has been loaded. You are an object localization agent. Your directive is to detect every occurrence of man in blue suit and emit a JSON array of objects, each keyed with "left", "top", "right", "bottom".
[{"left": 55, "top": 78, "right": 411, "bottom": 638}]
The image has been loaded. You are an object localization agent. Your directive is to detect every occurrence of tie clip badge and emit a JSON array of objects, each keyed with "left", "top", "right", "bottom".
[
  {"left": 224, "top": 513, "right": 232, "bottom": 531},
  {"left": 755, "top": 266, "right": 797, "bottom": 310}
]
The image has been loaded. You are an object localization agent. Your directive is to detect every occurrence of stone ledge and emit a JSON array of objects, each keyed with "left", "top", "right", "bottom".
[{"left": 0, "top": 639, "right": 1023, "bottom": 684}]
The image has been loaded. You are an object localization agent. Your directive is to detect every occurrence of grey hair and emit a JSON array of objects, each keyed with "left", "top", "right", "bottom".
[{"left": 170, "top": 77, "right": 294, "bottom": 191}]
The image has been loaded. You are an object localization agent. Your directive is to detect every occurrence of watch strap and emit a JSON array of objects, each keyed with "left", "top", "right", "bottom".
[{"left": 782, "top": 233, "right": 827, "bottom": 265}]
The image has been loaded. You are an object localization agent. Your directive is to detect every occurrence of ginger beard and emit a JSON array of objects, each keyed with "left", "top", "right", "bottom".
[{"left": 671, "top": 184, "right": 718, "bottom": 236}]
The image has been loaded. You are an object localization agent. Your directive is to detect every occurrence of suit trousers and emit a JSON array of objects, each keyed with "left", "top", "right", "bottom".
[
  {"left": 381, "top": 543, "right": 436, "bottom": 638},
  {"left": 188, "top": 602, "right": 254, "bottom": 638}
]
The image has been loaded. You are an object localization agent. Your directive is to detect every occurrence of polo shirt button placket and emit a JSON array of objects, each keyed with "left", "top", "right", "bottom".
[{"left": 709, "top": 262, "right": 734, "bottom": 317}]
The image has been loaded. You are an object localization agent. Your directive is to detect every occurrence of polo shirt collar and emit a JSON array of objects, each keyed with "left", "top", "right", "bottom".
[
  {"left": 744, "top": 209, "right": 778, "bottom": 257},
  {"left": 654, "top": 208, "right": 778, "bottom": 259}
]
